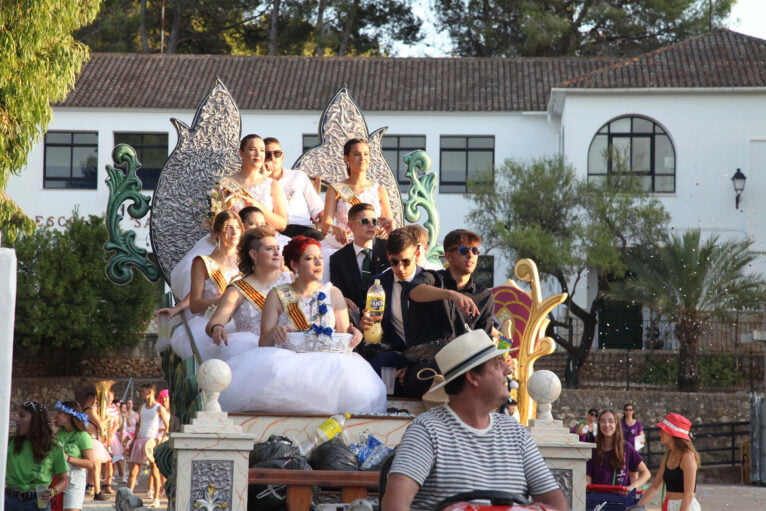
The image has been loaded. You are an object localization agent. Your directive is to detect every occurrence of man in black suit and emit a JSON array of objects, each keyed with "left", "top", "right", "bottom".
[
  {"left": 329, "top": 203, "right": 388, "bottom": 319},
  {"left": 360, "top": 228, "right": 422, "bottom": 392}
]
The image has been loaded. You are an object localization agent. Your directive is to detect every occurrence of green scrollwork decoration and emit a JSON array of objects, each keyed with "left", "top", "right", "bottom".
[
  {"left": 104, "top": 144, "right": 161, "bottom": 284},
  {"left": 402, "top": 150, "right": 443, "bottom": 264}
]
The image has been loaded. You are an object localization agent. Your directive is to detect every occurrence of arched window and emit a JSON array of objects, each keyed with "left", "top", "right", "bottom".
[{"left": 587, "top": 116, "right": 675, "bottom": 193}]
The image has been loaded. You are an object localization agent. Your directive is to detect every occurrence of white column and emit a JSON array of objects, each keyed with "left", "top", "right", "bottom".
[
  {"left": 169, "top": 360, "right": 255, "bottom": 511},
  {"left": 0, "top": 248, "right": 19, "bottom": 505}
]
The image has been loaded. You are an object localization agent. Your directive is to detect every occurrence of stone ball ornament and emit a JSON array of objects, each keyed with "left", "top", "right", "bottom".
[
  {"left": 527, "top": 369, "right": 562, "bottom": 421},
  {"left": 197, "top": 359, "right": 232, "bottom": 412}
]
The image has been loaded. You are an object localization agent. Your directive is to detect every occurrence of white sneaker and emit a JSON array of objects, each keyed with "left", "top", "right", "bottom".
[
  {"left": 121, "top": 476, "right": 128, "bottom": 483},
  {"left": 147, "top": 490, "right": 155, "bottom": 500}
]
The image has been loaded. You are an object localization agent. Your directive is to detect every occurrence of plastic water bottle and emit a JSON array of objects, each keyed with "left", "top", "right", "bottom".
[
  {"left": 299, "top": 413, "right": 351, "bottom": 454},
  {"left": 363, "top": 279, "right": 385, "bottom": 344}
]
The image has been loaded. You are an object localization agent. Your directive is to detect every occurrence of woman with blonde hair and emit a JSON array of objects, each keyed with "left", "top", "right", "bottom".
[{"left": 637, "top": 413, "right": 701, "bottom": 511}]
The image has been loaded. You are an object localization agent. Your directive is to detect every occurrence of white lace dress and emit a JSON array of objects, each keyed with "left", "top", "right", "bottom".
[
  {"left": 170, "top": 178, "right": 277, "bottom": 299},
  {"left": 207, "top": 271, "right": 293, "bottom": 361},
  {"left": 219, "top": 282, "right": 387, "bottom": 415},
  {"left": 165, "top": 262, "right": 240, "bottom": 361}
]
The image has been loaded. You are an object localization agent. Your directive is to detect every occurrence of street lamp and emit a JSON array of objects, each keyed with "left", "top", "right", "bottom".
[{"left": 732, "top": 168, "right": 747, "bottom": 209}]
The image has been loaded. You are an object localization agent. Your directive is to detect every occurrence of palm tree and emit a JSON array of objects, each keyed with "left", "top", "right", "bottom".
[{"left": 608, "top": 230, "right": 766, "bottom": 391}]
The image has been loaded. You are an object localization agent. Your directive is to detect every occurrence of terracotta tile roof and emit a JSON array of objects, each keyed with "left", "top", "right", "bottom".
[
  {"left": 560, "top": 29, "right": 766, "bottom": 89},
  {"left": 58, "top": 53, "right": 617, "bottom": 112}
]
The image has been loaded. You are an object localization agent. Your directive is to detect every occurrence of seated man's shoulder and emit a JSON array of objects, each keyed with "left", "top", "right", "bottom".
[{"left": 411, "top": 268, "right": 444, "bottom": 286}]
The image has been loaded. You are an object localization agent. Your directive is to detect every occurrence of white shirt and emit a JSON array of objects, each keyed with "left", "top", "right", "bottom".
[
  {"left": 353, "top": 242, "right": 373, "bottom": 275},
  {"left": 278, "top": 168, "right": 324, "bottom": 226},
  {"left": 392, "top": 268, "right": 420, "bottom": 342}
]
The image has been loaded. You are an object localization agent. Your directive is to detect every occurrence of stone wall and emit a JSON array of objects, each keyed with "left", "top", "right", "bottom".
[{"left": 12, "top": 334, "right": 163, "bottom": 379}]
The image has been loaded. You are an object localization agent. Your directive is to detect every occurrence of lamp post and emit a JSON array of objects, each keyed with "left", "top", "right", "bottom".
[{"left": 732, "top": 168, "right": 747, "bottom": 209}]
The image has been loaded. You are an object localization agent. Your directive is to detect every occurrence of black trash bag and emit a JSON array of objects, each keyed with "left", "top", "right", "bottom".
[
  {"left": 247, "top": 457, "right": 313, "bottom": 511},
  {"left": 308, "top": 437, "right": 359, "bottom": 471},
  {"left": 249, "top": 435, "right": 301, "bottom": 467}
]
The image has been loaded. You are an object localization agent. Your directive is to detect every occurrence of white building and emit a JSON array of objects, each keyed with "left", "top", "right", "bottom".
[{"left": 8, "top": 29, "right": 766, "bottom": 348}]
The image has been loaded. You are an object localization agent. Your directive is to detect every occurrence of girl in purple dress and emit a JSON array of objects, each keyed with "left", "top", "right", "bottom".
[{"left": 621, "top": 402, "right": 645, "bottom": 450}]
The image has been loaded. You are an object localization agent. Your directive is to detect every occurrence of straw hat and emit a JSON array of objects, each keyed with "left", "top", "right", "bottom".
[
  {"left": 656, "top": 412, "right": 692, "bottom": 440},
  {"left": 432, "top": 330, "right": 510, "bottom": 390}
]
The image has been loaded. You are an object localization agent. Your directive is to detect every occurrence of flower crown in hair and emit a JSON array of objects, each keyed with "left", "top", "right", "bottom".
[{"left": 54, "top": 402, "right": 89, "bottom": 425}]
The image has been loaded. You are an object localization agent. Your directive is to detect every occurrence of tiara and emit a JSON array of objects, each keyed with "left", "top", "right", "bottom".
[{"left": 54, "top": 402, "right": 90, "bottom": 425}]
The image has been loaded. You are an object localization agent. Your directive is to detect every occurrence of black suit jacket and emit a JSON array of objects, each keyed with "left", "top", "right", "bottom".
[
  {"left": 376, "top": 266, "right": 422, "bottom": 351},
  {"left": 329, "top": 238, "right": 388, "bottom": 311}
]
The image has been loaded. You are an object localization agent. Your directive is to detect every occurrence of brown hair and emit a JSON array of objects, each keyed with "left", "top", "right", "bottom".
[
  {"left": 263, "top": 137, "right": 280, "bottom": 146},
  {"left": 348, "top": 202, "right": 375, "bottom": 222},
  {"left": 667, "top": 436, "right": 701, "bottom": 466},
  {"left": 238, "top": 225, "right": 278, "bottom": 275},
  {"left": 443, "top": 229, "right": 481, "bottom": 252},
  {"left": 343, "top": 138, "right": 368, "bottom": 156},
  {"left": 402, "top": 224, "right": 428, "bottom": 245},
  {"left": 14, "top": 401, "right": 55, "bottom": 463},
  {"left": 386, "top": 227, "right": 419, "bottom": 255},
  {"left": 595, "top": 410, "right": 625, "bottom": 472},
  {"left": 213, "top": 210, "right": 243, "bottom": 237},
  {"left": 239, "top": 134, "right": 263, "bottom": 152}
]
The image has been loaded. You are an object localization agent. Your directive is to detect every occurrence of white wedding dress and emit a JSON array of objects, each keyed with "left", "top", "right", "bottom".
[
  {"left": 219, "top": 282, "right": 387, "bottom": 415},
  {"left": 165, "top": 259, "right": 240, "bottom": 361}
]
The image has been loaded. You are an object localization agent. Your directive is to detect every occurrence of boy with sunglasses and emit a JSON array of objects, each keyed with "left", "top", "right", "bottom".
[
  {"left": 358, "top": 228, "right": 422, "bottom": 392},
  {"left": 263, "top": 137, "right": 324, "bottom": 239},
  {"left": 399, "top": 229, "right": 495, "bottom": 397},
  {"left": 329, "top": 203, "right": 389, "bottom": 319}
]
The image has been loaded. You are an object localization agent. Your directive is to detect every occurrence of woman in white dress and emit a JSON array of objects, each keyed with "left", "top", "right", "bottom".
[
  {"left": 170, "top": 134, "right": 288, "bottom": 298},
  {"left": 218, "top": 236, "right": 387, "bottom": 415},
  {"left": 205, "top": 225, "right": 292, "bottom": 359},
  {"left": 160, "top": 210, "right": 243, "bottom": 360}
]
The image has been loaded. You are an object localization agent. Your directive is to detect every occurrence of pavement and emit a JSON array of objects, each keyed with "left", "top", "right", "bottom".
[
  {"left": 80, "top": 481, "right": 766, "bottom": 510},
  {"left": 83, "top": 470, "right": 167, "bottom": 511}
]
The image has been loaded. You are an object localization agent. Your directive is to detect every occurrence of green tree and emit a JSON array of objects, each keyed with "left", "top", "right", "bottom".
[
  {"left": 0, "top": 0, "right": 101, "bottom": 244},
  {"left": 77, "top": 0, "right": 422, "bottom": 56},
  {"left": 608, "top": 231, "right": 766, "bottom": 391},
  {"left": 434, "top": 0, "right": 733, "bottom": 57},
  {"left": 466, "top": 156, "right": 669, "bottom": 385},
  {"left": 11, "top": 214, "right": 157, "bottom": 376}
]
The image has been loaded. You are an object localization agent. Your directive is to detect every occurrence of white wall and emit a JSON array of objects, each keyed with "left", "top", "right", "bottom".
[
  {"left": 7, "top": 107, "right": 560, "bottom": 285},
  {"left": 0, "top": 248, "right": 18, "bottom": 504},
  {"left": 560, "top": 90, "right": 766, "bottom": 312}
]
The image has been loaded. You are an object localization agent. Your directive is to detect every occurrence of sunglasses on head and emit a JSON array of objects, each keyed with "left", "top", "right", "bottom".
[
  {"left": 354, "top": 217, "right": 378, "bottom": 226},
  {"left": 450, "top": 245, "right": 480, "bottom": 256},
  {"left": 265, "top": 150, "right": 283, "bottom": 160},
  {"left": 23, "top": 401, "right": 43, "bottom": 412},
  {"left": 388, "top": 257, "right": 413, "bottom": 267}
]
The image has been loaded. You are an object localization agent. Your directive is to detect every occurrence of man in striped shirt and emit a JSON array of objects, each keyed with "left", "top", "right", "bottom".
[{"left": 382, "top": 330, "right": 567, "bottom": 511}]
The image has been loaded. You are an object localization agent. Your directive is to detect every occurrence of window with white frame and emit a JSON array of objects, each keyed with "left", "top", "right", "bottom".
[{"left": 587, "top": 116, "right": 675, "bottom": 193}]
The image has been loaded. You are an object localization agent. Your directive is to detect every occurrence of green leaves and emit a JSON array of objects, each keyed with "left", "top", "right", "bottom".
[
  {"left": 433, "top": 0, "right": 734, "bottom": 57},
  {"left": 1, "top": 0, "right": 101, "bottom": 243},
  {"left": 11, "top": 214, "right": 158, "bottom": 375}
]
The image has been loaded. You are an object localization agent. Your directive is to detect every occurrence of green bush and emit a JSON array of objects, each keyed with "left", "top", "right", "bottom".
[
  {"left": 638, "top": 354, "right": 744, "bottom": 388},
  {"left": 11, "top": 214, "right": 158, "bottom": 375}
]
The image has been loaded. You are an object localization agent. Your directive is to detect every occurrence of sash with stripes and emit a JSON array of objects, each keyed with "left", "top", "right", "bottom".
[
  {"left": 232, "top": 279, "right": 267, "bottom": 310},
  {"left": 196, "top": 255, "right": 229, "bottom": 294},
  {"left": 330, "top": 183, "right": 361, "bottom": 206},
  {"left": 218, "top": 177, "right": 267, "bottom": 211},
  {"left": 273, "top": 284, "right": 311, "bottom": 330}
]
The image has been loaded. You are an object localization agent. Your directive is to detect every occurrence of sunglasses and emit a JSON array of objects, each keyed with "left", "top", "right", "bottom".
[
  {"left": 388, "top": 257, "right": 414, "bottom": 267},
  {"left": 624, "top": 408, "right": 634, "bottom": 412},
  {"left": 354, "top": 217, "right": 378, "bottom": 226},
  {"left": 450, "top": 245, "right": 480, "bottom": 256},
  {"left": 265, "top": 150, "right": 283, "bottom": 160},
  {"left": 23, "top": 401, "right": 43, "bottom": 412}
]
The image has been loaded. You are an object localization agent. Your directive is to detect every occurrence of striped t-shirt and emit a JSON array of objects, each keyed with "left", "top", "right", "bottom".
[{"left": 390, "top": 405, "right": 559, "bottom": 510}]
